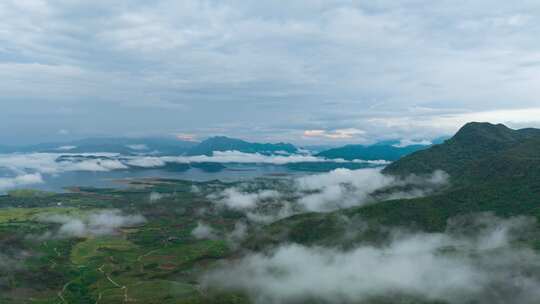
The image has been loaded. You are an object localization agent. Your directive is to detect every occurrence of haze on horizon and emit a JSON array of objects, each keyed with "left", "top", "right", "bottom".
[{"left": 1, "top": 0, "right": 540, "bottom": 145}]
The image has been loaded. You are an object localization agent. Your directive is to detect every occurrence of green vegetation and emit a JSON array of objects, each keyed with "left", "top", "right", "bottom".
[
  {"left": 317, "top": 142, "right": 429, "bottom": 161},
  {"left": 2, "top": 122, "right": 540, "bottom": 303},
  {"left": 250, "top": 123, "right": 540, "bottom": 248},
  {"left": 0, "top": 178, "right": 240, "bottom": 304}
]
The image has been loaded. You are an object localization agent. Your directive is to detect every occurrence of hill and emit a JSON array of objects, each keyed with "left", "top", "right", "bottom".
[
  {"left": 383, "top": 122, "right": 540, "bottom": 181},
  {"left": 316, "top": 142, "right": 429, "bottom": 161},
  {"left": 186, "top": 136, "right": 298, "bottom": 156},
  {"left": 249, "top": 122, "right": 540, "bottom": 247}
]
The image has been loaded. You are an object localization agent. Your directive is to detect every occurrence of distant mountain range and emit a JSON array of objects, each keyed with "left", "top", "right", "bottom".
[
  {"left": 315, "top": 137, "right": 448, "bottom": 161},
  {"left": 316, "top": 143, "right": 429, "bottom": 161},
  {"left": 0, "top": 135, "right": 444, "bottom": 161},
  {"left": 185, "top": 136, "right": 298, "bottom": 156}
]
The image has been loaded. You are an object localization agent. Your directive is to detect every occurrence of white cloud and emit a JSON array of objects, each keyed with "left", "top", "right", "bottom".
[
  {"left": 149, "top": 191, "right": 165, "bottom": 202},
  {"left": 125, "top": 156, "right": 167, "bottom": 168},
  {"left": 0, "top": 153, "right": 124, "bottom": 175},
  {"left": 2, "top": 1, "right": 540, "bottom": 142},
  {"left": 0, "top": 152, "right": 388, "bottom": 187},
  {"left": 204, "top": 215, "right": 540, "bottom": 304},
  {"left": 295, "top": 168, "right": 447, "bottom": 212},
  {"left": 192, "top": 222, "right": 217, "bottom": 240},
  {"left": 0, "top": 173, "right": 43, "bottom": 191},
  {"left": 303, "top": 128, "right": 366, "bottom": 140},
  {"left": 208, "top": 168, "right": 448, "bottom": 220},
  {"left": 56, "top": 145, "right": 77, "bottom": 151},
  {"left": 38, "top": 209, "right": 146, "bottom": 238},
  {"left": 126, "top": 144, "right": 149, "bottom": 150},
  {"left": 393, "top": 139, "right": 432, "bottom": 148},
  {"left": 165, "top": 151, "right": 387, "bottom": 165},
  {"left": 214, "top": 188, "right": 281, "bottom": 210}
]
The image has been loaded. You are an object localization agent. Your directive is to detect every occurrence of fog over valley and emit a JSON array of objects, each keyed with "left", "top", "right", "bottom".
[{"left": 1, "top": 1, "right": 540, "bottom": 303}]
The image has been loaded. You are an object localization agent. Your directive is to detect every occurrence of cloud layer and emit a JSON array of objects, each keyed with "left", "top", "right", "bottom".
[
  {"left": 204, "top": 215, "right": 540, "bottom": 304},
  {"left": 1, "top": 1, "right": 540, "bottom": 144},
  {"left": 0, "top": 173, "right": 43, "bottom": 191},
  {"left": 207, "top": 168, "right": 448, "bottom": 223}
]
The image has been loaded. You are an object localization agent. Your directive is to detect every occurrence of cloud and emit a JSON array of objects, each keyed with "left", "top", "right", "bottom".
[
  {"left": 228, "top": 221, "right": 248, "bottom": 244},
  {"left": 0, "top": 153, "right": 125, "bottom": 175},
  {"left": 214, "top": 188, "right": 281, "bottom": 210},
  {"left": 56, "top": 145, "right": 77, "bottom": 151},
  {"left": 0, "top": 151, "right": 387, "bottom": 180},
  {"left": 166, "top": 151, "right": 388, "bottom": 165},
  {"left": 37, "top": 209, "right": 146, "bottom": 238},
  {"left": 2, "top": 1, "right": 540, "bottom": 143},
  {"left": 0, "top": 173, "right": 43, "bottom": 191},
  {"left": 303, "top": 128, "right": 366, "bottom": 140},
  {"left": 192, "top": 222, "right": 217, "bottom": 240},
  {"left": 149, "top": 191, "right": 166, "bottom": 202},
  {"left": 125, "top": 156, "right": 167, "bottom": 168},
  {"left": 392, "top": 139, "right": 432, "bottom": 148},
  {"left": 175, "top": 133, "right": 197, "bottom": 141},
  {"left": 126, "top": 144, "right": 149, "bottom": 151},
  {"left": 295, "top": 168, "right": 448, "bottom": 212},
  {"left": 207, "top": 168, "right": 448, "bottom": 222},
  {"left": 203, "top": 215, "right": 540, "bottom": 304}
]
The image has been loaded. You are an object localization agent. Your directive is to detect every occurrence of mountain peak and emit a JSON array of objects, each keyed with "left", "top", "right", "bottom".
[
  {"left": 452, "top": 122, "right": 517, "bottom": 145},
  {"left": 186, "top": 136, "right": 297, "bottom": 156},
  {"left": 383, "top": 122, "right": 540, "bottom": 177}
]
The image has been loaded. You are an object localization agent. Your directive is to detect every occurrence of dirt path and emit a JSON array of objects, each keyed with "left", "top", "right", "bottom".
[
  {"left": 57, "top": 281, "right": 72, "bottom": 304},
  {"left": 98, "top": 262, "right": 134, "bottom": 303}
]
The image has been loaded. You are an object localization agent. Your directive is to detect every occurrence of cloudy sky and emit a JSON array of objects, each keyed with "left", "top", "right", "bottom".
[{"left": 1, "top": 0, "right": 540, "bottom": 145}]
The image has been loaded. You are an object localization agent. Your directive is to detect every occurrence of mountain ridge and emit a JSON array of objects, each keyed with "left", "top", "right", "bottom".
[
  {"left": 185, "top": 136, "right": 298, "bottom": 156},
  {"left": 383, "top": 122, "right": 540, "bottom": 179}
]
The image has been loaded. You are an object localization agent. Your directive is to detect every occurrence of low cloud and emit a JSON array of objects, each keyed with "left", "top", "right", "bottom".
[
  {"left": 37, "top": 209, "right": 146, "bottom": 238},
  {"left": 0, "top": 151, "right": 388, "bottom": 182},
  {"left": 56, "top": 145, "right": 77, "bottom": 151},
  {"left": 296, "top": 168, "right": 394, "bottom": 211},
  {"left": 0, "top": 153, "right": 125, "bottom": 175},
  {"left": 295, "top": 168, "right": 447, "bottom": 212},
  {"left": 207, "top": 168, "right": 448, "bottom": 222},
  {"left": 192, "top": 222, "right": 217, "bottom": 240},
  {"left": 125, "top": 156, "right": 167, "bottom": 168},
  {"left": 167, "top": 151, "right": 383, "bottom": 165},
  {"left": 0, "top": 173, "right": 43, "bottom": 191},
  {"left": 149, "top": 192, "right": 166, "bottom": 202},
  {"left": 303, "top": 128, "right": 366, "bottom": 140},
  {"left": 214, "top": 188, "right": 281, "bottom": 210},
  {"left": 392, "top": 139, "right": 432, "bottom": 148},
  {"left": 204, "top": 215, "right": 540, "bottom": 304},
  {"left": 126, "top": 144, "right": 149, "bottom": 151}
]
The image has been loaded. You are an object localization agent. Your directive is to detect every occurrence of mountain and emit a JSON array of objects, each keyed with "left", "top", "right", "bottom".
[
  {"left": 186, "top": 136, "right": 298, "bottom": 156},
  {"left": 249, "top": 122, "right": 540, "bottom": 247},
  {"left": 383, "top": 122, "right": 540, "bottom": 180},
  {"left": 316, "top": 142, "right": 430, "bottom": 161}
]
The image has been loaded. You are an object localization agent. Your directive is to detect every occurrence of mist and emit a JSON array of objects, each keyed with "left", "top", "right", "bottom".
[
  {"left": 203, "top": 214, "right": 540, "bottom": 304},
  {"left": 207, "top": 168, "right": 449, "bottom": 224},
  {"left": 37, "top": 209, "right": 146, "bottom": 238}
]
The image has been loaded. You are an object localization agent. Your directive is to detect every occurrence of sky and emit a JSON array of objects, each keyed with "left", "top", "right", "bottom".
[{"left": 1, "top": 0, "right": 540, "bottom": 145}]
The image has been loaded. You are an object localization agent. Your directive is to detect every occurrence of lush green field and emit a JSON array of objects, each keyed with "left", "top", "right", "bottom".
[{"left": 0, "top": 179, "right": 249, "bottom": 304}]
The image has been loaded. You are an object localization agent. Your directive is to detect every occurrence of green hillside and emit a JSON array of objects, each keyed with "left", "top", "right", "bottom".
[
  {"left": 317, "top": 143, "right": 429, "bottom": 161},
  {"left": 250, "top": 122, "right": 540, "bottom": 247}
]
